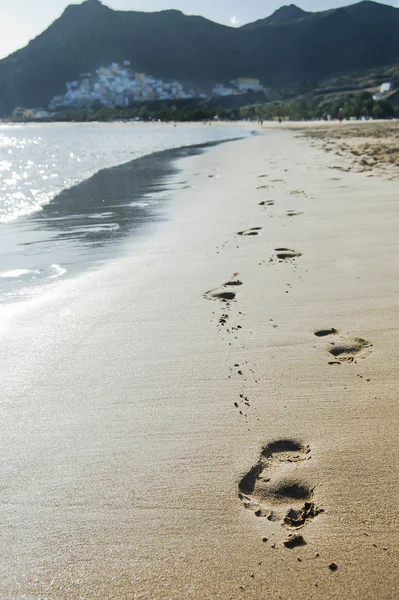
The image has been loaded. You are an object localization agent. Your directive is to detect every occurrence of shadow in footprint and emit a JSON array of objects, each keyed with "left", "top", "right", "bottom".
[
  {"left": 238, "top": 227, "right": 262, "bottom": 237},
  {"left": 329, "top": 338, "right": 372, "bottom": 362},
  {"left": 315, "top": 329, "right": 373, "bottom": 362},
  {"left": 287, "top": 210, "right": 304, "bottom": 217},
  {"left": 314, "top": 328, "right": 339, "bottom": 338},
  {"left": 275, "top": 248, "right": 303, "bottom": 260},
  {"left": 260, "top": 201, "right": 275, "bottom": 207},
  {"left": 204, "top": 278, "right": 243, "bottom": 302},
  {"left": 238, "top": 439, "right": 322, "bottom": 529}
]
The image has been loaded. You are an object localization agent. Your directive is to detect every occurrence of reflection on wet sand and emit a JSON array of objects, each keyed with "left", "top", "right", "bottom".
[{"left": 0, "top": 141, "right": 225, "bottom": 302}]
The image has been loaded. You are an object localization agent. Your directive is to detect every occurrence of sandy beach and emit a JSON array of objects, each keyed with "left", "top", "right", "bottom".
[
  {"left": 299, "top": 120, "right": 399, "bottom": 180},
  {"left": 1, "top": 125, "right": 398, "bottom": 599}
]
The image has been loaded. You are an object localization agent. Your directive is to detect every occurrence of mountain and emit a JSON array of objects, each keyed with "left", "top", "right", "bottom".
[
  {"left": 267, "top": 4, "right": 308, "bottom": 22},
  {"left": 0, "top": 0, "right": 398, "bottom": 115},
  {"left": 243, "top": 4, "right": 309, "bottom": 29}
]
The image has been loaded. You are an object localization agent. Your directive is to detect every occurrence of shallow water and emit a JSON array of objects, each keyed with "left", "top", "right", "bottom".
[
  {"left": 0, "top": 122, "right": 245, "bottom": 223},
  {"left": 0, "top": 123, "right": 249, "bottom": 305}
]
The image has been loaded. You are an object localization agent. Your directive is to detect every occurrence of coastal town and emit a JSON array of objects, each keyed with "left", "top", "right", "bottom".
[
  {"left": 9, "top": 60, "right": 397, "bottom": 124},
  {"left": 46, "top": 62, "right": 265, "bottom": 112}
]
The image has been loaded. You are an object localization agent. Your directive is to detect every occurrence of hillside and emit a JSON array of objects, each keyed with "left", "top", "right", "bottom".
[{"left": 0, "top": 0, "right": 399, "bottom": 116}]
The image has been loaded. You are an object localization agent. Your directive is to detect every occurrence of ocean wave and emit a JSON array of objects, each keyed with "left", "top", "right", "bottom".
[
  {"left": 0, "top": 123, "right": 246, "bottom": 223},
  {"left": 0, "top": 269, "right": 40, "bottom": 279}
]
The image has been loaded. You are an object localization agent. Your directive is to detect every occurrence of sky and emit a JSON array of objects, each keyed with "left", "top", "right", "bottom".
[{"left": 1, "top": 0, "right": 398, "bottom": 59}]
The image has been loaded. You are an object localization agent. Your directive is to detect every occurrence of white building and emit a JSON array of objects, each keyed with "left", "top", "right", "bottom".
[
  {"left": 232, "top": 78, "right": 264, "bottom": 93},
  {"left": 213, "top": 84, "right": 234, "bottom": 96},
  {"left": 49, "top": 62, "right": 200, "bottom": 109},
  {"left": 380, "top": 82, "right": 392, "bottom": 94},
  {"left": 373, "top": 82, "right": 393, "bottom": 101}
]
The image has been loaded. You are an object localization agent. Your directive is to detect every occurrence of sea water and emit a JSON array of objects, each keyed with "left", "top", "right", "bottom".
[{"left": 0, "top": 122, "right": 249, "bottom": 304}]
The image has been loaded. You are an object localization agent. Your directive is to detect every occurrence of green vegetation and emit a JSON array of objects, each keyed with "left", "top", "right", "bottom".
[
  {"left": 18, "top": 91, "right": 394, "bottom": 123},
  {"left": 60, "top": 106, "right": 221, "bottom": 123},
  {"left": 45, "top": 105, "right": 228, "bottom": 123},
  {"left": 243, "top": 92, "right": 396, "bottom": 122}
]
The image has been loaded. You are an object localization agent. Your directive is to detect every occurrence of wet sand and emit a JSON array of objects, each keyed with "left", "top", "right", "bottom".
[
  {"left": 0, "top": 140, "right": 234, "bottom": 304},
  {"left": 1, "top": 129, "right": 398, "bottom": 599}
]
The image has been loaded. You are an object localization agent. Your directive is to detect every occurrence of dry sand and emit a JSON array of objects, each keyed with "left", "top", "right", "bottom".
[
  {"left": 295, "top": 120, "right": 399, "bottom": 179},
  {"left": 0, "top": 126, "right": 398, "bottom": 599}
]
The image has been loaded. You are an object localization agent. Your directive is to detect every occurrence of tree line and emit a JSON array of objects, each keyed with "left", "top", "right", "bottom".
[{"left": 10, "top": 91, "right": 397, "bottom": 123}]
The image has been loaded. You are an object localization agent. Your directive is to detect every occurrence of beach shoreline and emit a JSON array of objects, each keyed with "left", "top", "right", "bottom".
[
  {"left": 0, "top": 126, "right": 398, "bottom": 599},
  {"left": 0, "top": 125, "right": 250, "bottom": 310}
]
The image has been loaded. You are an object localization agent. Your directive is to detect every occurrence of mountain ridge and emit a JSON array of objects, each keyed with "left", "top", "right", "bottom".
[
  {"left": 0, "top": 0, "right": 398, "bottom": 115},
  {"left": 242, "top": 4, "right": 310, "bottom": 29}
]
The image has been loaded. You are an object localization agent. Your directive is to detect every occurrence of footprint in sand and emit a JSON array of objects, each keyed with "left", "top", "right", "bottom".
[
  {"left": 259, "top": 201, "right": 274, "bottom": 207},
  {"left": 239, "top": 439, "right": 322, "bottom": 529},
  {"left": 314, "top": 328, "right": 339, "bottom": 338},
  {"left": 204, "top": 278, "right": 243, "bottom": 302},
  {"left": 286, "top": 210, "right": 304, "bottom": 217},
  {"left": 238, "top": 227, "right": 262, "bottom": 237},
  {"left": 275, "top": 248, "right": 303, "bottom": 260},
  {"left": 329, "top": 337, "right": 373, "bottom": 363},
  {"left": 314, "top": 329, "right": 373, "bottom": 363}
]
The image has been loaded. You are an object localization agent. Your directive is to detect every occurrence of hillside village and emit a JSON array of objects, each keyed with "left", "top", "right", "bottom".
[
  {"left": 9, "top": 63, "right": 398, "bottom": 123},
  {"left": 46, "top": 61, "right": 265, "bottom": 113}
]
